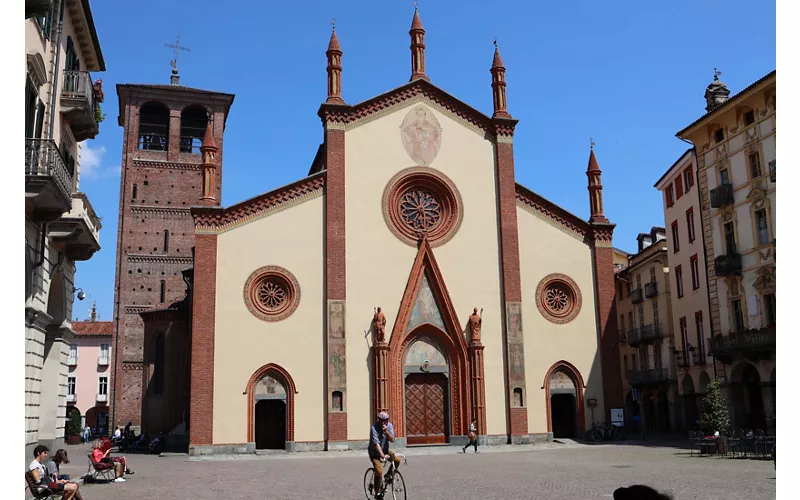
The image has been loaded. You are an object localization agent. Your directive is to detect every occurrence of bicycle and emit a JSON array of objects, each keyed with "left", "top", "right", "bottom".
[{"left": 364, "top": 453, "right": 407, "bottom": 500}]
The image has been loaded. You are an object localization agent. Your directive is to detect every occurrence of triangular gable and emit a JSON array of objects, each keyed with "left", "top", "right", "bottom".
[
  {"left": 319, "top": 79, "right": 500, "bottom": 138},
  {"left": 388, "top": 237, "right": 466, "bottom": 352}
]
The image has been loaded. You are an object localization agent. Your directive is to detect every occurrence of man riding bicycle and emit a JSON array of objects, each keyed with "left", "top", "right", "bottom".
[{"left": 368, "top": 411, "right": 401, "bottom": 499}]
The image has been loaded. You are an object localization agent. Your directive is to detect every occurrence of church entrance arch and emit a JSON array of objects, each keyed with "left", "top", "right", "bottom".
[
  {"left": 403, "top": 334, "right": 449, "bottom": 444},
  {"left": 246, "top": 364, "right": 296, "bottom": 450},
  {"left": 730, "top": 362, "right": 766, "bottom": 430},
  {"left": 543, "top": 361, "right": 585, "bottom": 438}
]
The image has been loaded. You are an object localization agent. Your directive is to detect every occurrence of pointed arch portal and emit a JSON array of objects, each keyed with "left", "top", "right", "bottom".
[{"left": 374, "top": 238, "right": 480, "bottom": 444}]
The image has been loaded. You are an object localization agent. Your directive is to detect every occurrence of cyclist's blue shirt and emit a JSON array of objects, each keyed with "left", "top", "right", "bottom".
[{"left": 368, "top": 422, "right": 394, "bottom": 457}]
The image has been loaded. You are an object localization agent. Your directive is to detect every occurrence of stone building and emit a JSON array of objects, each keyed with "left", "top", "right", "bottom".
[
  {"left": 676, "top": 70, "right": 776, "bottom": 433},
  {"left": 615, "top": 228, "right": 680, "bottom": 433},
  {"left": 115, "top": 9, "right": 625, "bottom": 453},
  {"left": 25, "top": 0, "right": 105, "bottom": 459},
  {"left": 654, "top": 149, "right": 715, "bottom": 430}
]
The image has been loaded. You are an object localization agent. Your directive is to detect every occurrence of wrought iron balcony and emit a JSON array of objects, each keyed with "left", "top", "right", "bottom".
[
  {"left": 710, "top": 183, "right": 734, "bottom": 208},
  {"left": 60, "top": 70, "right": 99, "bottom": 142},
  {"left": 25, "top": 139, "right": 73, "bottom": 221},
  {"left": 714, "top": 253, "right": 742, "bottom": 276},
  {"left": 48, "top": 193, "right": 102, "bottom": 261},
  {"left": 708, "top": 325, "right": 776, "bottom": 364},
  {"left": 645, "top": 281, "right": 658, "bottom": 298},
  {"left": 631, "top": 287, "right": 644, "bottom": 304},
  {"left": 26, "top": 0, "right": 52, "bottom": 19},
  {"left": 628, "top": 368, "right": 673, "bottom": 387},
  {"left": 675, "top": 350, "right": 690, "bottom": 368},
  {"left": 691, "top": 350, "right": 707, "bottom": 366}
]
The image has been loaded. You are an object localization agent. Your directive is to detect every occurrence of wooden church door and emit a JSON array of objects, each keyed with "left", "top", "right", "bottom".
[{"left": 405, "top": 372, "right": 447, "bottom": 445}]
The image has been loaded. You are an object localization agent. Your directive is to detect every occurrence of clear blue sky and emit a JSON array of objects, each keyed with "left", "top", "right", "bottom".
[{"left": 74, "top": 0, "right": 776, "bottom": 321}]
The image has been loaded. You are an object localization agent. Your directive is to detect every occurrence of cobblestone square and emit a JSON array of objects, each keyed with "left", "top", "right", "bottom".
[{"left": 56, "top": 442, "right": 776, "bottom": 500}]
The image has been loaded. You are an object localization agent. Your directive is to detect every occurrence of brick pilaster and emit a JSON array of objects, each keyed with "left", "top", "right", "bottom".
[
  {"left": 493, "top": 119, "right": 528, "bottom": 438},
  {"left": 468, "top": 344, "right": 487, "bottom": 435},
  {"left": 590, "top": 225, "right": 624, "bottom": 415},
  {"left": 321, "top": 110, "right": 349, "bottom": 444},
  {"left": 373, "top": 342, "right": 390, "bottom": 419},
  {"left": 188, "top": 232, "right": 218, "bottom": 446}
]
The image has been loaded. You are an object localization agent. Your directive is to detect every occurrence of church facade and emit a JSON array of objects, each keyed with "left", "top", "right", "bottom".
[{"left": 125, "top": 10, "right": 622, "bottom": 454}]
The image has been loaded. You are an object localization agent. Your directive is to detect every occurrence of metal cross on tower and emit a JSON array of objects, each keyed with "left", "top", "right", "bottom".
[
  {"left": 165, "top": 34, "right": 191, "bottom": 72},
  {"left": 590, "top": 137, "right": 596, "bottom": 150}
]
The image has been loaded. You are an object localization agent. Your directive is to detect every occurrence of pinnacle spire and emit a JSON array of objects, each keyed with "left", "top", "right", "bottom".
[
  {"left": 409, "top": 5, "right": 428, "bottom": 81},
  {"left": 492, "top": 39, "right": 504, "bottom": 69},
  {"left": 586, "top": 145, "right": 607, "bottom": 223},
  {"left": 202, "top": 122, "right": 216, "bottom": 150},
  {"left": 587, "top": 148, "right": 601, "bottom": 172},
  {"left": 328, "top": 25, "right": 341, "bottom": 52}
]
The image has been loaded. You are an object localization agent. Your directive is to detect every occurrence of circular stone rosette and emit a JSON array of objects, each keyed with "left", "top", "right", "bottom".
[
  {"left": 243, "top": 266, "right": 301, "bottom": 322},
  {"left": 382, "top": 167, "right": 463, "bottom": 247},
  {"left": 535, "top": 273, "right": 582, "bottom": 324}
]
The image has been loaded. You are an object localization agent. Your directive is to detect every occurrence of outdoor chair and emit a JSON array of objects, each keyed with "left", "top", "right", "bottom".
[
  {"left": 727, "top": 429, "right": 742, "bottom": 458},
  {"left": 25, "top": 471, "right": 60, "bottom": 500},
  {"left": 86, "top": 453, "right": 115, "bottom": 483}
]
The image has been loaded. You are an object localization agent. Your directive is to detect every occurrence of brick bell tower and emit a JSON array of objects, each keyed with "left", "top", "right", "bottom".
[{"left": 111, "top": 71, "right": 234, "bottom": 429}]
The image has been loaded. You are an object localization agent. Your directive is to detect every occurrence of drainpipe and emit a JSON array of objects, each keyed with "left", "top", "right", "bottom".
[{"left": 47, "top": 0, "right": 66, "bottom": 141}]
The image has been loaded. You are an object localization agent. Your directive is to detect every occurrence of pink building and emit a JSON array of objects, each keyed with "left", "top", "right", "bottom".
[{"left": 69, "top": 308, "right": 112, "bottom": 434}]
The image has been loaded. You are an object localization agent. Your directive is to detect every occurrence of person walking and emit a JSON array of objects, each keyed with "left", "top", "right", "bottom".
[{"left": 463, "top": 418, "right": 479, "bottom": 453}]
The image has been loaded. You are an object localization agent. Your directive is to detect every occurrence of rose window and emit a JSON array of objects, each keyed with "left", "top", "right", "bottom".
[
  {"left": 399, "top": 189, "right": 442, "bottom": 233},
  {"left": 536, "top": 274, "right": 582, "bottom": 324},
  {"left": 244, "top": 266, "right": 300, "bottom": 322},
  {"left": 257, "top": 279, "right": 287, "bottom": 311},
  {"left": 382, "top": 167, "right": 463, "bottom": 247},
  {"left": 544, "top": 284, "right": 570, "bottom": 314}
]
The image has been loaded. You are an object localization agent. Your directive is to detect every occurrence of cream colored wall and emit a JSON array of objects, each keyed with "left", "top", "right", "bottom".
[
  {"left": 212, "top": 195, "right": 325, "bottom": 444},
  {"left": 516, "top": 208, "right": 601, "bottom": 433},
  {"left": 343, "top": 100, "right": 506, "bottom": 439},
  {"left": 659, "top": 155, "right": 712, "bottom": 374}
]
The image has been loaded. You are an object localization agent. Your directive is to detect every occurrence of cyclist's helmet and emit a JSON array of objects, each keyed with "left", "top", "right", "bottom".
[{"left": 378, "top": 411, "right": 390, "bottom": 421}]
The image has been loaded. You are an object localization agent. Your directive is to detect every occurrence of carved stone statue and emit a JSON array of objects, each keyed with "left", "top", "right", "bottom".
[
  {"left": 469, "top": 307, "right": 482, "bottom": 343},
  {"left": 373, "top": 307, "right": 387, "bottom": 343}
]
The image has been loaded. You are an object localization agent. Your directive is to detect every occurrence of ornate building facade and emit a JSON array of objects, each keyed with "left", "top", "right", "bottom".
[
  {"left": 676, "top": 70, "right": 776, "bottom": 433},
  {"left": 118, "top": 9, "right": 624, "bottom": 453},
  {"left": 25, "top": 0, "right": 105, "bottom": 460}
]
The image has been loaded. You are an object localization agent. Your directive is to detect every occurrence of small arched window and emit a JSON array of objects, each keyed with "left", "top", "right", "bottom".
[
  {"left": 138, "top": 102, "right": 170, "bottom": 151},
  {"left": 160, "top": 280, "right": 166, "bottom": 303},
  {"left": 179, "top": 105, "right": 208, "bottom": 154},
  {"left": 163, "top": 229, "right": 169, "bottom": 252},
  {"left": 132, "top": 183, "right": 138, "bottom": 199}
]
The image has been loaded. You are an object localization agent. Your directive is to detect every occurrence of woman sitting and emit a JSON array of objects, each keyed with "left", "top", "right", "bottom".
[{"left": 91, "top": 439, "right": 134, "bottom": 482}]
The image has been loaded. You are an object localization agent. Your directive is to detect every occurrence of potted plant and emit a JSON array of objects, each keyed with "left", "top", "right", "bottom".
[{"left": 65, "top": 409, "right": 82, "bottom": 445}]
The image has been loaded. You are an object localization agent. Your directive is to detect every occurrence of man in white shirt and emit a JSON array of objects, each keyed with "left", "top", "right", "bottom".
[
  {"left": 29, "top": 445, "right": 80, "bottom": 500},
  {"left": 113, "top": 428, "right": 122, "bottom": 439}
]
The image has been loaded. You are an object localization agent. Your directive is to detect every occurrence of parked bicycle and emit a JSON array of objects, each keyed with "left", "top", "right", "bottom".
[
  {"left": 586, "top": 422, "right": 626, "bottom": 442},
  {"left": 364, "top": 453, "right": 407, "bottom": 500}
]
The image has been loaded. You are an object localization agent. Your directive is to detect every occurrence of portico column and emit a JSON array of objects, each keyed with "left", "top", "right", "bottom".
[{"left": 760, "top": 382, "right": 775, "bottom": 434}]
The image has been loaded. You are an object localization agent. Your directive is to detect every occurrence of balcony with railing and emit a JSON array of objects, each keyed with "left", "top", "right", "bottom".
[
  {"left": 691, "top": 349, "right": 707, "bottom": 366},
  {"left": 675, "top": 350, "right": 690, "bottom": 368},
  {"left": 96, "top": 393, "right": 108, "bottom": 403},
  {"left": 48, "top": 193, "right": 102, "bottom": 261},
  {"left": 628, "top": 368, "right": 673, "bottom": 387},
  {"left": 66, "top": 393, "right": 77, "bottom": 403},
  {"left": 98, "top": 356, "right": 110, "bottom": 366},
  {"left": 26, "top": 0, "right": 52, "bottom": 18},
  {"left": 645, "top": 281, "right": 658, "bottom": 298},
  {"left": 714, "top": 253, "right": 742, "bottom": 276},
  {"left": 710, "top": 183, "right": 734, "bottom": 208},
  {"left": 631, "top": 287, "right": 644, "bottom": 304},
  {"left": 67, "top": 355, "right": 78, "bottom": 366},
  {"left": 708, "top": 325, "right": 776, "bottom": 364},
  {"left": 60, "top": 70, "right": 99, "bottom": 141},
  {"left": 25, "top": 139, "right": 73, "bottom": 221},
  {"left": 627, "top": 324, "right": 664, "bottom": 347}
]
